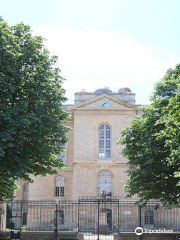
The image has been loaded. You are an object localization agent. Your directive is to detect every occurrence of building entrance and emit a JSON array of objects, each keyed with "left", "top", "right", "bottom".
[{"left": 78, "top": 197, "right": 119, "bottom": 234}]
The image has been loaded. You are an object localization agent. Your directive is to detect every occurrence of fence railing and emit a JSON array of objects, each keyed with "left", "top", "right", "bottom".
[{"left": 6, "top": 199, "right": 180, "bottom": 234}]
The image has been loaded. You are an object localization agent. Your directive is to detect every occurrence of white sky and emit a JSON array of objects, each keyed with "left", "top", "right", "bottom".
[
  {"left": 34, "top": 26, "right": 180, "bottom": 104},
  {"left": 1, "top": 0, "right": 180, "bottom": 105}
]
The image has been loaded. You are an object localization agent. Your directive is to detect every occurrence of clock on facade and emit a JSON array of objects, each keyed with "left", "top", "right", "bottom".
[{"left": 100, "top": 99, "right": 110, "bottom": 108}]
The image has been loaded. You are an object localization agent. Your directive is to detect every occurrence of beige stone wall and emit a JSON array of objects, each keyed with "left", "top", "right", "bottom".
[
  {"left": 73, "top": 109, "right": 135, "bottom": 163},
  {"left": 24, "top": 168, "right": 73, "bottom": 200},
  {"left": 72, "top": 164, "right": 130, "bottom": 199}
]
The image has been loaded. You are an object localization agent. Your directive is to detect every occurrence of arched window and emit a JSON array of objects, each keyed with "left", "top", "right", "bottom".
[
  {"left": 55, "top": 176, "right": 65, "bottom": 197},
  {"left": 98, "top": 171, "right": 112, "bottom": 196},
  {"left": 98, "top": 124, "right": 111, "bottom": 159},
  {"left": 144, "top": 210, "right": 154, "bottom": 225},
  {"left": 23, "top": 183, "right": 29, "bottom": 200}
]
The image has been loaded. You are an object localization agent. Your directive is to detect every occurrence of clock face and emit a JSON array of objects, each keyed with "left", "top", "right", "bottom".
[{"left": 100, "top": 99, "right": 110, "bottom": 108}]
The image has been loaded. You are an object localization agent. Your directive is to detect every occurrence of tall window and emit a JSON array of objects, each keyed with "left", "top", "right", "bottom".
[
  {"left": 55, "top": 176, "right": 65, "bottom": 197},
  {"left": 23, "top": 183, "right": 29, "bottom": 200},
  {"left": 98, "top": 124, "right": 111, "bottom": 159},
  {"left": 22, "top": 212, "right": 27, "bottom": 225},
  {"left": 144, "top": 210, "right": 154, "bottom": 225},
  {"left": 98, "top": 171, "right": 112, "bottom": 196}
]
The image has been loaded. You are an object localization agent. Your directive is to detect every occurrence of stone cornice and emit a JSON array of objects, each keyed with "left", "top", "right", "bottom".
[{"left": 72, "top": 109, "right": 137, "bottom": 115}]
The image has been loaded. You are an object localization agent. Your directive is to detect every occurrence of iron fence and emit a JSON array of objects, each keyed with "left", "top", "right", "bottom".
[{"left": 5, "top": 198, "right": 180, "bottom": 235}]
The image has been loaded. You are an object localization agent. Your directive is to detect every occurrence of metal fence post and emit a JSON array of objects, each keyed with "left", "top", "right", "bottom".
[
  {"left": 97, "top": 199, "right": 100, "bottom": 240},
  {"left": 138, "top": 205, "right": 142, "bottom": 227},
  {"left": 137, "top": 205, "right": 142, "bottom": 240},
  {"left": 10, "top": 202, "right": 13, "bottom": 240},
  {"left": 54, "top": 204, "right": 58, "bottom": 240},
  {"left": 78, "top": 199, "right": 80, "bottom": 232},
  {"left": 118, "top": 199, "right": 120, "bottom": 234}
]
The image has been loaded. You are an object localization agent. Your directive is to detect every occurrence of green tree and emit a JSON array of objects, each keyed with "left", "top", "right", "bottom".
[
  {"left": 120, "top": 64, "right": 180, "bottom": 207},
  {"left": 0, "top": 18, "right": 68, "bottom": 200}
]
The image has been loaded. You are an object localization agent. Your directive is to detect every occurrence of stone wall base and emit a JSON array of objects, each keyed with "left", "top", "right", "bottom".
[
  {"left": 0, "top": 231, "right": 177, "bottom": 240},
  {"left": 117, "top": 233, "right": 178, "bottom": 240},
  {"left": 21, "top": 231, "right": 78, "bottom": 240}
]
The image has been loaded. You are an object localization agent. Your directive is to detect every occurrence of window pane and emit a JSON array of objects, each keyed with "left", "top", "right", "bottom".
[
  {"left": 106, "top": 125, "right": 110, "bottom": 130},
  {"left": 22, "top": 212, "right": 27, "bottom": 225},
  {"left": 145, "top": 216, "right": 148, "bottom": 225},
  {"left": 150, "top": 216, "right": 154, "bottom": 225},
  {"left": 98, "top": 124, "right": 111, "bottom": 159},
  {"left": 99, "top": 130, "right": 104, "bottom": 139},
  {"left": 106, "top": 130, "right": 111, "bottom": 139},
  {"left": 106, "top": 140, "right": 111, "bottom": 148},
  {"left": 99, "top": 149, "right": 105, "bottom": 158},
  {"left": 60, "top": 187, "right": 64, "bottom": 196},
  {"left": 99, "top": 140, "right": 104, "bottom": 148},
  {"left": 56, "top": 176, "right": 65, "bottom": 187},
  {"left": 106, "top": 149, "right": 111, "bottom": 158},
  {"left": 55, "top": 177, "right": 65, "bottom": 196},
  {"left": 55, "top": 187, "right": 59, "bottom": 197},
  {"left": 145, "top": 211, "right": 154, "bottom": 225}
]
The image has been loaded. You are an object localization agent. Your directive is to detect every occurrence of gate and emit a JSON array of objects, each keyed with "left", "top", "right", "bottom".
[{"left": 78, "top": 197, "right": 120, "bottom": 234}]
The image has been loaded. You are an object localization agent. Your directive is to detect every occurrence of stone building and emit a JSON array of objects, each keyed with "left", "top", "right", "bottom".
[
  {"left": 6, "top": 87, "right": 180, "bottom": 240},
  {"left": 16, "top": 87, "right": 137, "bottom": 201}
]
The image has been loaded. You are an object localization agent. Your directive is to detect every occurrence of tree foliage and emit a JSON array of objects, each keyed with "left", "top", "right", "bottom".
[
  {"left": 120, "top": 64, "right": 180, "bottom": 207},
  {"left": 0, "top": 19, "right": 69, "bottom": 200}
]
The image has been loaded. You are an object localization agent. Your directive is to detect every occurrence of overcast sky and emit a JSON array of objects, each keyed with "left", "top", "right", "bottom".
[{"left": 1, "top": 0, "right": 180, "bottom": 104}]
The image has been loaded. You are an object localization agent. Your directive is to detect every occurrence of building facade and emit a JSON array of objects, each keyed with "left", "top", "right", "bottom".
[
  {"left": 16, "top": 87, "right": 137, "bottom": 201},
  {"left": 4, "top": 87, "right": 179, "bottom": 240}
]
